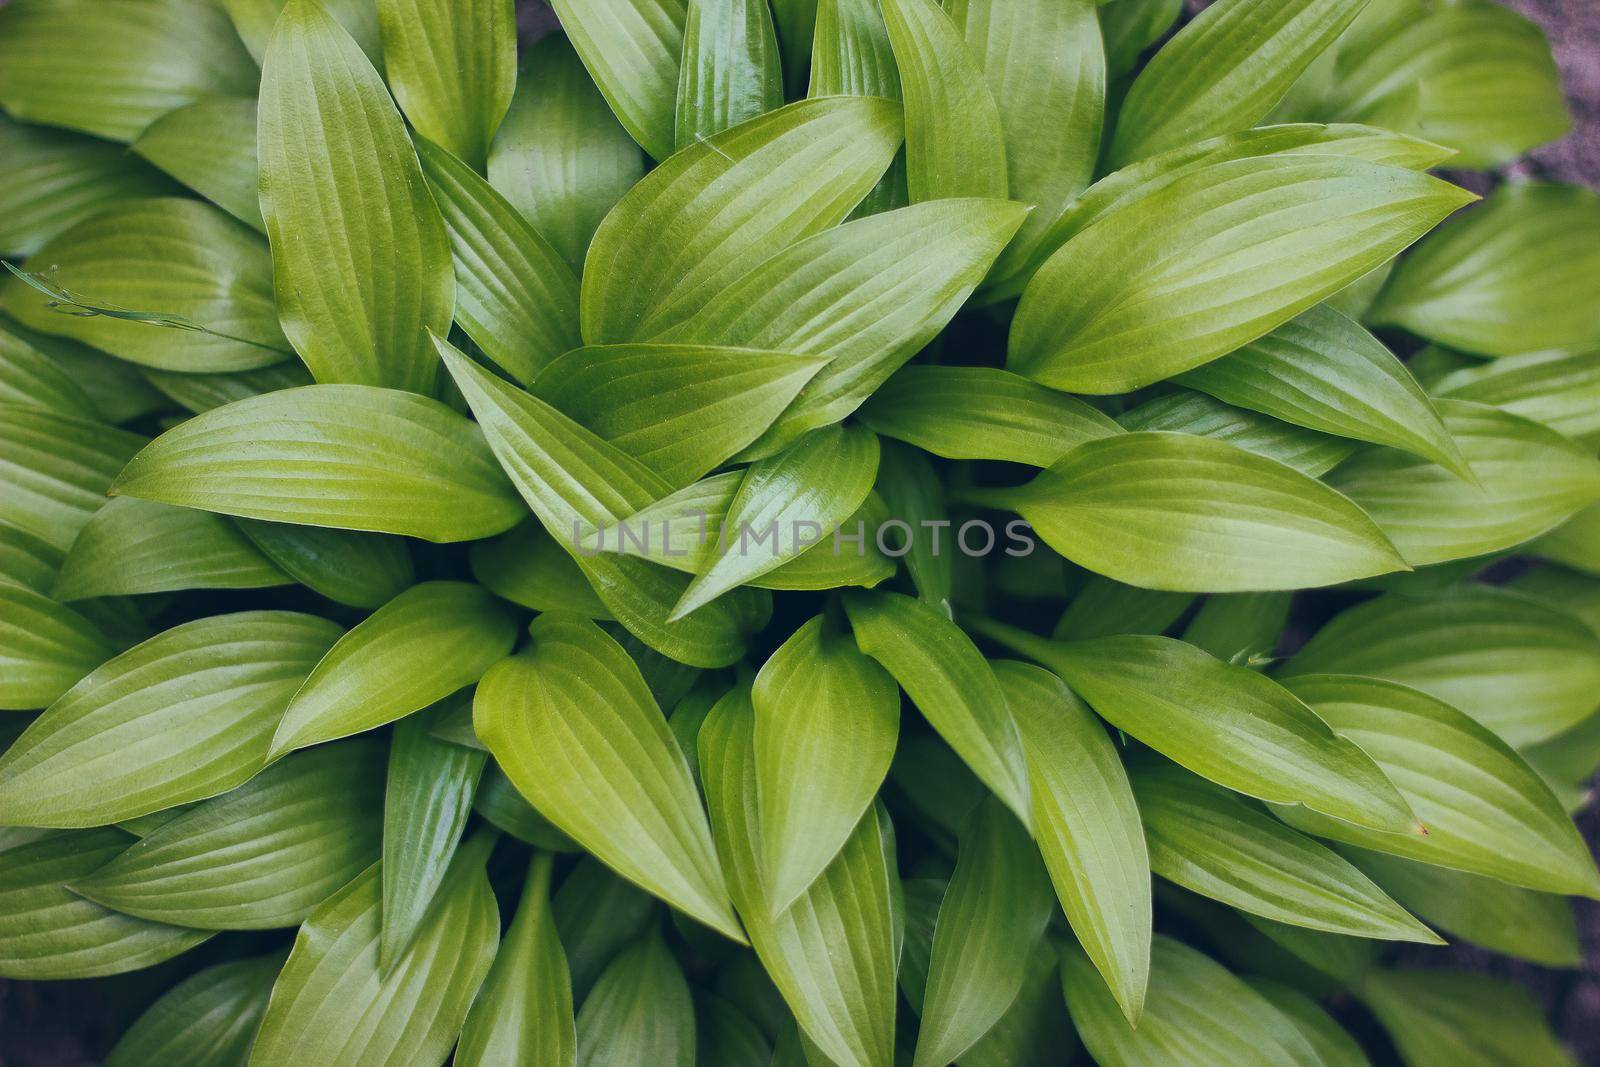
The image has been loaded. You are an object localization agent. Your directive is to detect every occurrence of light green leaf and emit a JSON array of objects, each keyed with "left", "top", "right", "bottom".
[
  {"left": 112, "top": 385, "right": 525, "bottom": 543},
  {"left": 441, "top": 338, "right": 769, "bottom": 667},
  {"left": 992, "top": 661, "right": 1150, "bottom": 1022},
  {"left": 0, "top": 827, "right": 212, "bottom": 980},
  {"left": 272, "top": 582, "right": 516, "bottom": 757},
  {"left": 1130, "top": 759, "right": 1436, "bottom": 942},
  {"left": 1360, "top": 969, "right": 1578, "bottom": 1067},
  {"left": 219, "top": 0, "right": 384, "bottom": 66},
  {"left": 676, "top": 0, "right": 784, "bottom": 149},
  {"left": 142, "top": 362, "right": 314, "bottom": 414},
  {"left": 470, "top": 520, "right": 612, "bottom": 619},
  {"left": 1373, "top": 182, "right": 1600, "bottom": 357},
  {"left": 490, "top": 34, "right": 644, "bottom": 271},
  {"left": 0, "top": 402, "right": 147, "bottom": 554},
  {"left": 105, "top": 954, "right": 283, "bottom": 1067},
  {"left": 699, "top": 686, "right": 898, "bottom": 1067},
  {"left": 1174, "top": 304, "right": 1466, "bottom": 475},
  {"left": 3, "top": 198, "right": 290, "bottom": 372},
  {"left": 378, "top": 0, "right": 515, "bottom": 168},
  {"left": 416, "top": 135, "right": 581, "bottom": 387},
  {"left": 1434, "top": 349, "right": 1600, "bottom": 447},
  {"left": 70, "top": 740, "right": 384, "bottom": 929},
  {"left": 1009, "top": 154, "right": 1474, "bottom": 393},
  {"left": 247, "top": 839, "right": 500, "bottom": 1067},
  {"left": 1109, "top": 0, "right": 1368, "bottom": 166},
  {"left": 458, "top": 853, "right": 577, "bottom": 1067},
  {"left": 576, "top": 927, "right": 696, "bottom": 1067},
  {"left": 132, "top": 97, "right": 264, "bottom": 232},
  {"left": 1339, "top": 846, "right": 1580, "bottom": 968},
  {"left": 880, "top": 0, "right": 1006, "bottom": 201},
  {"left": 807, "top": 0, "right": 905, "bottom": 217},
  {"left": 753, "top": 614, "right": 899, "bottom": 914},
  {"left": 548, "top": 0, "right": 686, "bottom": 161},
  {"left": 1060, "top": 935, "right": 1322, "bottom": 1067},
  {"left": 0, "top": 0, "right": 257, "bottom": 142},
  {"left": 0, "top": 611, "right": 341, "bottom": 827},
  {"left": 977, "top": 431, "right": 1407, "bottom": 592},
  {"left": 54, "top": 498, "right": 288, "bottom": 601},
  {"left": 860, "top": 365, "right": 1121, "bottom": 467},
  {"left": 1244, "top": 978, "right": 1370, "bottom": 1067},
  {"left": 972, "top": 622, "right": 1417, "bottom": 834},
  {"left": 1118, "top": 390, "right": 1356, "bottom": 477},
  {"left": 259, "top": 0, "right": 455, "bottom": 393},
  {"left": 663, "top": 199, "right": 1028, "bottom": 455},
  {"left": 380, "top": 706, "right": 487, "bottom": 971},
  {"left": 553, "top": 858, "right": 658, "bottom": 1002},
  {"left": 675, "top": 425, "right": 879, "bottom": 618},
  {"left": 532, "top": 344, "right": 827, "bottom": 489},
  {"left": 581, "top": 96, "right": 902, "bottom": 345},
  {"left": 0, "top": 112, "right": 177, "bottom": 258},
  {"left": 915, "top": 798, "right": 1052, "bottom": 1067},
  {"left": 1534, "top": 501, "right": 1600, "bottom": 576},
  {"left": 1283, "top": 586, "right": 1600, "bottom": 748},
  {"left": 0, "top": 583, "right": 115, "bottom": 710},
  {"left": 236, "top": 520, "right": 415, "bottom": 610},
  {"left": 1272, "top": 674, "right": 1600, "bottom": 898},
  {"left": 474, "top": 614, "right": 743, "bottom": 942},
  {"left": 845, "top": 591, "right": 1032, "bottom": 829}
]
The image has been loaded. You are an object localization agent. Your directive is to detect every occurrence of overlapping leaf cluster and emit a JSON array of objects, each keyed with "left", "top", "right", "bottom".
[{"left": 1, "top": 0, "right": 1598, "bottom": 1064}]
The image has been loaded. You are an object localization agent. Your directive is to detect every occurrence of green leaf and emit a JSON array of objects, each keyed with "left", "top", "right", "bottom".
[
  {"left": 236, "top": 520, "right": 415, "bottom": 610},
  {"left": 14, "top": 323, "right": 168, "bottom": 424},
  {"left": 379, "top": 706, "right": 487, "bottom": 971},
  {"left": 1534, "top": 501, "right": 1600, "bottom": 576},
  {"left": 915, "top": 798, "right": 1052, "bottom": 1067},
  {"left": 959, "top": 936, "right": 1080, "bottom": 1067},
  {"left": 576, "top": 927, "right": 697, "bottom": 1067},
  {"left": 470, "top": 521, "right": 612, "bottom": 619},
  {"left": 0, "top": 827, "right": 211, "bottom": 980},
  {"left": 1373, "top": 182, "right": 1600, "bottom": 356},
  {"left": 1360, "top": 969, "right": 1578, "bottom": 1067},
  {"left": 806, "top": 0, "right": 905, "bottom": 218},
  {"left": 752, "top": 614, "right": 899, "bottom": 914},
  {"left": 860, "top": 365, "right": 1121, "bottom": 467},
  {"left": 272, "top": 582, "right": 516, "bottom": 757},
  {"left": 1009, "top": 154, "right": 1474, "bottom": 393},
  {"left": 581, "top": 96, "right": 902, "bottom": 345},
  {"left": 676, "top": 0, "right": 784, "bottom": 149},
  {"left": 1339, "top": 846, "right": 1580, "bottom": 967},
  {"left": 490, "top": 34, "right": 645, "bottom": 271},
  {"left": 1053, "top": 575, "right": 1196, "bottom": 643},
  {"left": 440, "top": 337, "right": 768, "bottom": 667},
  {"left": 532, "top": 344, "right": 828, "bottom": 489},
  {"left": 1109, "top": 0, "right": 1368, "bottom": 166},
  {"left": 0, "top": 520, "right": 64, "bottom": 594},
  {"left": 972, "top": 622, "right": 1418, "bottom": 835},
  {"left": 112, "top": 385, "right": 525, "bottom": 543},
  {"left": 248, "top": 839, "right": 500, "bottom": 1067},
  {"left": 1244, "top": 978, "right": 1369, "bottom": 1067},
  {"left": 1174, "top": 304, "right": 1467, "bottom": 475},
  {"left": 132, "top": 97, "right": 265, "bottom": 232},
  {"left": 474, "top": 614, "right": 743, "bottom": 941},
  {"left": 674, "top": 425, "right": 879, "bottom": 618},
  {"left": 1118, "top": 390, "right": 1356, "bottom": 477},
  {"left": 69, "top": 740, "right": 384, "bottom": 929},
  {"left": 1060, "top": 935, "right": 1322, "bottom": 1067},
  {"left": 845, "top": 591, "right": 1032, "bottom": 830},
  {"left": 1182, "top": 593, "right": 1292, "bottom": 665},
  {"left": 880, "top": 0, "right": 1007, "bottom": 201},
  {"left": 548, "top": 0, "right": 686, "bottom": 161},
  {"left": 2, "top": 199, "right": 291, "bottom": 372},
  {"left": 54, "top": 498, "right": 288, "bottom": 601},
  {"left": 1102, "top": 0, "right": 1182, "bottom": 83},
  {"left": 1283, "top": 587, "right": 1600, "bottom": 747},
  {"left": 698, "top": 686, "right": 898, "bottom": 1067},
  {"left": 0, "top": 315, "right": 97, "bottom": 419},
  {"left": 553, "top": 857, "right": 658, "bottom": 1001},
  {"left": 0, "top": 583, "right": 116, "bottom": 710},
  {"left": 873, "top": 441, "right": 952, "bottom": 608},
  {"left": 143, "top": 362, "right": 314, "bottom": 414},
  {"left": 416, "top": 135, "right": 582, "bottom": 387},
  {"left": 0, "top": 0, "right": 257, "bottom": 142},
  {"left": 0, "top": 112, "right": 176, "bottom": 258},
  {"left": 0, "top": 611, "right": 341, "bottom": 827},
  {"left": 259, "top": 0, "right": 455, "bottom": 393},
  {"left": 457, "top": 853, "right": 577, "bottom": 1067},
  {"left": 696, "top": 991, "right": 773, "bottom": 1067},
  {"left": 992, "top": 661, "right": 1150, "bottom": 1022},
  {"left": 377, "top": 0, "right": 515, "bottom": 168},
  {"left": 473, "top": 762, "right": 581, "bottom": 852},
  {"left": 1433, "top": 349, "right": 1600, "bottom": 447},
  {"left": 219, "top": 0, "right": 384, "bottom": 66},
  {"left": 979, "top": 431, "right": 1407, "bottom": 592},
  {"left": 1129, "top": 759, "right": 1436, "bottom": 942},
  {"left": 1272, "top": 674, "right": 1600, "bottom": 898},
  {"left": 105, "top": 954, "right": 282, "bottom": 1067},
  {"left": 661, "top": 199, "right": 1028, "bottom": 454}
]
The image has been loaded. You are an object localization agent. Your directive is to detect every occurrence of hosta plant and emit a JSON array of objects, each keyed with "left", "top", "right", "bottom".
[{"left": 1, "top": 0, "right": 1599, "bottom": 1063}]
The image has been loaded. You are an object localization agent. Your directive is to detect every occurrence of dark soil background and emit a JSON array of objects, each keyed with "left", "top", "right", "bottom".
[{"left": 1, "top": 1, "right": 1597, "bottom": 1063}]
